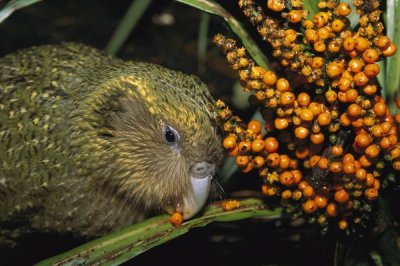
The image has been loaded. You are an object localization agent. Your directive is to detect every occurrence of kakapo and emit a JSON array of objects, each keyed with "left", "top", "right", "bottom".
[{"left": 0, "top": 43, "right": 223, "bottom": 245}]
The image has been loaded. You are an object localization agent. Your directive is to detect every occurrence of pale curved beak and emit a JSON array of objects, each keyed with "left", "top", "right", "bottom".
[{"left": 182, "top": 162, "right": 215, "bottom": 220}]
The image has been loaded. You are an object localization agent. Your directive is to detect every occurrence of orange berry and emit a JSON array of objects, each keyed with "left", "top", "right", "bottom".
[
  {"left": 363, "top": 84, "right": 378, "bottom": 95},
  {"left": 338, "top": 91, "right": 347, "bottom": 103},
  {"left": 285, "top": 29, "right": 298, "bottom": 42},
  {"left": 364, "top": 63, "right": 380, "bottom": 77},
  {"left": 238, "top": 141, "right": 252, "bottom": 153},
  {"left": 305, "top": 29, "right": 319, "bottom": 43},
  {"left": 266, "top": 153, "right": 280, "bottom": 167},
  {"left": 330, "top": 161, "right": 343, "bottom": 173},
  {"left": 326, "top": 61, "right": 342, "bottom": 78},
  {"left": 338, "top": 219, "right": 348, "bottom": 230},
  {"left": 331, "top": 19, "right": 345, "bottom": 32},
  {"left": 336, "top": 2, "right": 351, "bottom": 16},
  {"left": 347, "top": 103, "right": 362, "bottom": 117},
  {"left": 279, "top": 154, "right": 291, "bottom": 169},
  {"left": 298, "top": 180, "right": 309, "bottom": 191},
  {"left": 309, "top": 102, "right": 322, "bottom": 116},
  {"left": 228, "top": 145, "right": 239, "bottom": 156},
  {"left": 289, "top": 159, "right": 299, "bottom": 169},
  {"left": 326, "top": 202, "right": 338, "bottom": 217},
  {"left": 374, "top": 179, "right": 381, "bottom": 190},
  {"left": 342, "top": 153, "right": 355, "bottom": 164},
  {"left": 303, "top": 185, "right": 315, "bottom": 198},
  {"left": 353, "top": 72, "right": 369, "bottom": 86},
  {"left": 303, "top": 200, "right": 318, "bottom": 214},
  {"left": 355, "top": 168, "right": 367, "bottom": 181},
  {"left": 351, "top": 117, "right": 364, "bottom": 128},
  {"left": 339, "top": 113, "right": 351, "bottom": 126},
  {"left": 331, "top": 145, "right": 343, "bottom": 157},
  {"left": 261, "top": 184, "right": 278, "bottom": 196},
  {"left": 310, "top": 133, "right": 325, "bottom": 144},
  {"left": 267, "top": 0, "right": 285, "bottom": 12},
  {"left": 295, "top": 146, "right": 309, "bottom": 159},
  {"left": 343, "top": 162, "right": 356, "bottom": 174},
  {"left": 365, "top": 144, "right": 380, "bottom": 158},
  {"left": 287, "top": 10, "right": 303, "bottom": 23},
  {"left": 355, "top": 37, "right": 370, "bottom": 52},
  {"left": 317, "top": 112, "right": 331, "bottom": 126},
  {"left": 222, "top": 200, "right": 241, "bottom": 211},
  {"left": 170, "top": 212, "right": 183, "bottom": 226},
  {"left": 264, "top": 137, "right": 279, "bottom": 153},
  {"left": 390, "top": 147, "right": 400, "bottom": 159},
  {"left": 311, "top": 57, "right": 324, "bottom": 69},
  {"left": 325, "top": 90, "right": 337, "bottom": 103},
  {"left": 379, "top": 137, "right": 393, "bottom": 150},
  {"left": 297, "top": 92, "right": 311, "bottom": 107},
  {"left": 236, "top": 155, "right": 249, "bottom": 167},
  {"left": 279, "top": 171, "right": 295, "bottom": 186},
  {"left": 276, "top": 78, "right": 291, "bottom": 92},
  {"left": 223, "top": 135, "right": 237, "bottom": 149},
  {"left": 371, "top": 124, "right": 383, "bottom": 138},
  {"left": 343, "top": 37, "right": 355, "bottom": 51},
  {"left": 300, "top": 108, "right": 314, "bottom": 122},
  {"left": 251, "top": 139, "right": 265, "bottom": 153},
  {"left": 282, "top": 189, "right": 293, "bottom": 199},
  {"left": 348, "top": 58, "right": 364, "bottom": 73},
  {"left": 334, "top": 189, "right": 350, "bottom": 203},
  {"left": 291, "top": 169, "right": 302, "bottom": 183},
  {"left": 292, "top": 189, "right": 303, "bottom": 200},
  {"left": 253, "top": 156, "right": 265, "bottom": 168},
  {"left": 280, "top": 91, "right": 296, "bottom": 105},
  {"left": 314, "top": 41, "right": 327, "bottom": 52},
  {"left": 310, "top": 155, "right": 321, "bottom": 167},
  {"left": 314, "top": 194, "right": 328, "bottom": 208},
  {"left": 373, "top": 102, "right": 387, "bottom": 117},
  {"left": 355, "top": 132, "right": 371, "bottom": 148},
  {"left": 376, "top": 35, "right": 391, "bottom": 49},
  {"left": 382, "top": 43, "right": 397, "bottom": 57},
  {"left": 364, "top": 188, "right": 378, "bottom": 200},
  {"left": 328, "top": 40, "right": 341, "bottom": 53},
  {"left": 313, "top": 12, "right": 329, "bottom": 27},
  {"left": 338, "top": 76, "right": 352, "bottom": 91},
  {"left": 295, "top": 126, "right": 309, "bottom": 139},
  {"left": 317, "top": 157, "right": 329, "bottom": 169},
  {"left": 362, "top": 48, "right": 379, "bottom": 63},
  {"left": 248, "top": 120, "right": 262, "bottom": 134},
  {"left": 359, "top": 155, "right": 373, "bottom": 168},
  {"left": 263, "top": 71, "right": 277, "bottom": 86},
  {"left": 317, "top": 27, "right": 331, "bottom": 39},
  {"left": 345, "top": 88, "right": 358, "bottom": 102},
  {"left": 381, "top": 121, "right": 392, "bottom": 134},
  {"left": 274, "top": 117, "right": 289, "bottom": 130}
]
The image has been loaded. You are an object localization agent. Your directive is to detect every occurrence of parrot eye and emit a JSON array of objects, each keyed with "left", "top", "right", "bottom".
[{"left": 163, "top": 125, "right": 180, "bottom": 146}]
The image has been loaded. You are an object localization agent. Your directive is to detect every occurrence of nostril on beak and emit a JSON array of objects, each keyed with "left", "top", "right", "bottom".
[{"left": 191, "top": 161, "right": 215, "bottom": 179}]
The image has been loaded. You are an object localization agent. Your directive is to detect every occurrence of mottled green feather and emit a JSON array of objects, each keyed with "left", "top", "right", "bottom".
[{"left": 0, "top": 43, "right": 222, "bottom": 246}]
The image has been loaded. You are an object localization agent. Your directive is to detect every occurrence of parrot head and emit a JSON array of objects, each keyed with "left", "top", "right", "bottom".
[{"left": 79, "top": 62, "right": 223, "bottom": 220}]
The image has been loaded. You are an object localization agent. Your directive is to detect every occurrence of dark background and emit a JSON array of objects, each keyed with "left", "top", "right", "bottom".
[{"left": 0, "top": 1, "right": 338, "bottom": 265}]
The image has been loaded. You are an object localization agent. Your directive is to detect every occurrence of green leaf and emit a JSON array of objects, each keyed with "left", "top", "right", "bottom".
[
  {"left": 385, "top": 0, "right": 400, "bottom": 113},
  {"left": 105, "top": 0, "right": 153, "bottom": 55},
  {"left": 176, "top": 0, "right": 270, "bottom": 69},
  {"left": 35, "top": 199, "right": 281, "bottom": 266},
  {"left": 303, "top": 0, "right": 318, "bottom": 18},
  {"left": 0, "top": 0, "right": 41, "bottom": 23}
]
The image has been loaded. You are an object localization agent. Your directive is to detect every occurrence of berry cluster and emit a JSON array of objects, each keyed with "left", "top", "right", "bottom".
[{"left": 215, "top": 0, "right": 399, "bottom": 233}]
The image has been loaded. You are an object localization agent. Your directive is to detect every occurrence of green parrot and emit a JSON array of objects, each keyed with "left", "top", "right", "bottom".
[{"left": 0, "top": 43, "right": 223, "bottom": 246}]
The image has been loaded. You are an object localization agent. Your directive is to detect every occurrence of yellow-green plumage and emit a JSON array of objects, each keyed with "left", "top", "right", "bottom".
[{"left": 0, "top": 43, "right": 222, "bottom": 246}]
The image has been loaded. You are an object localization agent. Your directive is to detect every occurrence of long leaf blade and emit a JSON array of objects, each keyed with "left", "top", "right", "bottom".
[{"left": 35, "top": 199, "right": 280, "bottom": 266}]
